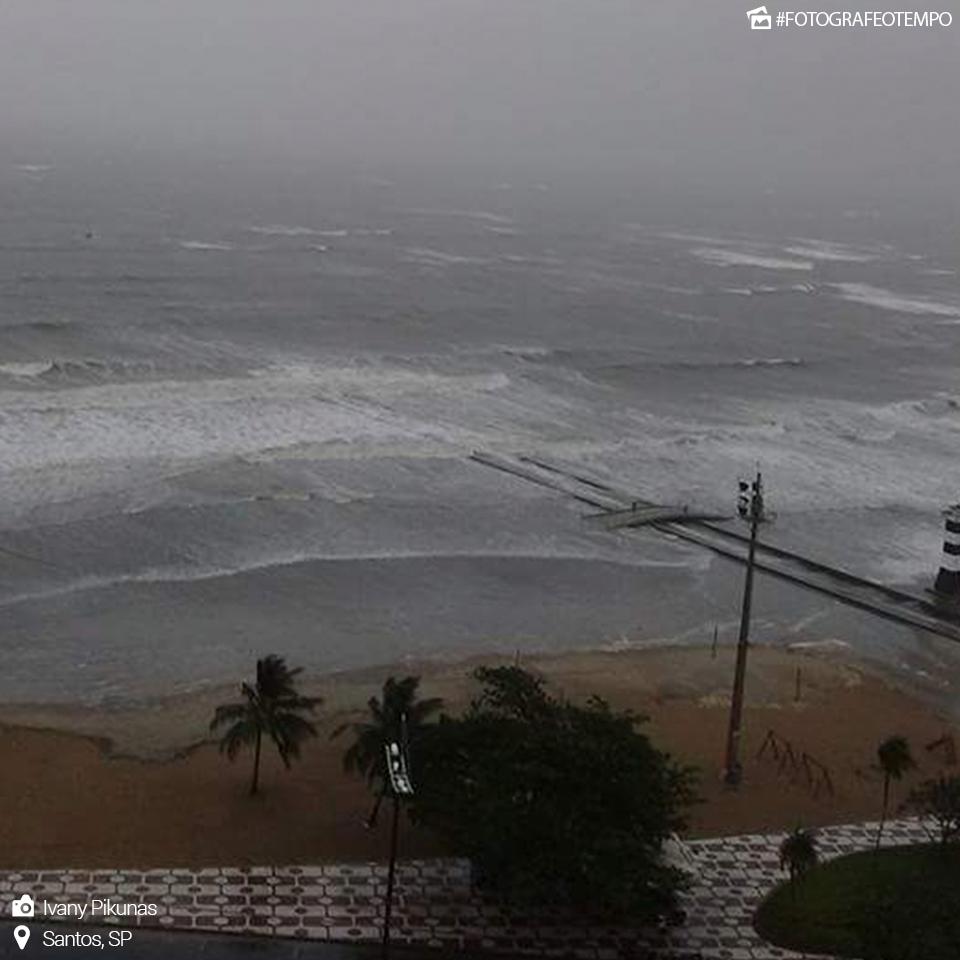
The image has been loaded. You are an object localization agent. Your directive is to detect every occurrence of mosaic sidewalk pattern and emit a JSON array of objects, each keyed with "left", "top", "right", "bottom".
[{"left": 0, "top": 818, "right": 935, "bottom": 959}]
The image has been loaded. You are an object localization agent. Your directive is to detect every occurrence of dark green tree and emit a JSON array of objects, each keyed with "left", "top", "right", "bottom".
[
  {"left": 875, "top": 736, "right": 915, "bottom": 848},
  {"left": 332, "top": 675, "right": 443, "bottom": 827},
  {"left": 905, "top": 775, "right": 960, "bottom": 846},
  {"left": 211, "top": 655, "right": 322, "bottom": 795},
  {"left": 411, "top": 666, "right": 697, "bottom": 922}
]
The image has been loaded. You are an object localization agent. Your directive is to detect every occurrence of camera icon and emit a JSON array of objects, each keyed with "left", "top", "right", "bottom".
[{"left": 11, "top": 894, "right": 35, "bottom": 918}]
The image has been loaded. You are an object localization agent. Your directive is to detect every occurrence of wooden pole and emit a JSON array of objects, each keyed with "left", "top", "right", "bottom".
[{"left": 724, "top": 473, "right": 762, "bottom": 786}]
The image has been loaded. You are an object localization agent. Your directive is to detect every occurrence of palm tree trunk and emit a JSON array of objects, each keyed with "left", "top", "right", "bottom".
[
  {"left": 366, "top": 786, "right": 386, "bottom": 828},
  {"left": 251, "top": 728, "right": 262, "bottom": 795},
  {"left": 876, "top": 775, "right": 890, "bottom": 848}
]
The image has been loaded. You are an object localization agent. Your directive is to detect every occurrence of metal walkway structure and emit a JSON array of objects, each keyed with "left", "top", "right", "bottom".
[{"left": 470, "top": 450, "right": 960, "bottom": 645}]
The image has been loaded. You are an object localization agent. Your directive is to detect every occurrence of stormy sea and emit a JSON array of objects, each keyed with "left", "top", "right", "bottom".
[{"left": 2, "top": 158, "right": 959, "bottom": 706}]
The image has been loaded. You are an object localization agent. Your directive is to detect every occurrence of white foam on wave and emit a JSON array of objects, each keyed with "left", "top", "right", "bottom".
[
  {"left": 0, "top": 359, "right": 523, "bottom": 509},
  {"left": 403, "top": 247, "right": 490, "bottom": 266},
  {"left": 2, "top": 337, "right": 956, "bottom": 587},
  {"left": 177, "top": 240, "right": 234, "bottom": 252},
  {"left": 654, "top": 230, "right": 732, "bottom": 245},
  {"left": 831, "top": 283, "right": 960, "bottom": 318},
  {"left": 248, "top": 224, "right": 321, "bottom": 237},
  {"left": 0, "top": 361, "right": 56, "bottom": 378},
  {"left": 403, "top": 207, "right": 515, "bottom": 226},
  {"left": 725, "top": 283, "right": 818, "bottom": 296},
  {"left": 0, "top": 545, "right": 708, "bottom": 610},
  {"left": 691, "top": 247, "right": 814, "bottom": 271},
  {"left": 783, "top": 239, "right": 877, "bottom": 263}
]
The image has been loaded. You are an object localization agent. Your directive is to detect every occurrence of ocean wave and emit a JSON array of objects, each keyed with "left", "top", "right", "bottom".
[
  {"left": 248, "top": 224, "right": 321, "bottom": 237},
  {"left": 500, "top": 348, "right": 806, "bottom": 372},
  {"left": 402, "top": 247, "right": 491, "bottom": 266},
  {"left": 247, "top": 224, "right": 393, "bottom": 239},
  {"left": 831, "top": 282, "right": 960, "bottom": 318},
  {"left": 15, "top": 163, "right": 53, "bottom": 175},
  {"left": 0, "top": 547, "right": 709, "bottom": 610},
  {"left": 691, "top": 247, "right": 814, "bottom": 271},
  {"left": 783, "top": 239, "right": 877, "bottom": 263},
  {"left": 402, "top": 207, "right": 515, "bottom": 226},
  {"left": 0, "top": 361, "right": 56, "bottom": 378},
  {"left": 725, "top": 283, "right": 818, "bottom": 296},
  {"left": 0, "top": 318, "right": 74, "bottom": 333},
  {"left": 0, "top": 355, "right": 234, "bottom": 386},
  {"left": 177, "top": 240, "right": 234, "bottom": 251}
]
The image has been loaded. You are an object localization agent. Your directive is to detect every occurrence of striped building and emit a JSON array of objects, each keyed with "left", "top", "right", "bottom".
[{"left": 934, "top": 504, "right": 960, "bottom": 597}]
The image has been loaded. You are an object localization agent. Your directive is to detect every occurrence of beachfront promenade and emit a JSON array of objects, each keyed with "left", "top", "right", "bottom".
[{"left": 0, "top": 818, "right": 932, "bottom": 959}]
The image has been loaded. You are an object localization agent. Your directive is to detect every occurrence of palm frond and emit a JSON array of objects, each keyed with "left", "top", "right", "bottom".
[
  {"left": 210, "top": 702, "right": 250, "bottom": 731},
  {"left": 218, "top": 719, "right": 258, "bottom": 761}
]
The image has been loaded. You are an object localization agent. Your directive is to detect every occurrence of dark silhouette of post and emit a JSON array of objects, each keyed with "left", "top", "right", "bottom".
[
  {"left": 381, "top": 715, "right": 414, "bottom": 960},
  {"left": 724, "top": 472, "right": 764, "bottom": 786},
  {"left": 381, "top": 793, "right": 401, "bottom": 959}
]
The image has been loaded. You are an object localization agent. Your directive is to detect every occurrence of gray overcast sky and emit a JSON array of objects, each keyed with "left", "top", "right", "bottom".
[{"left": 0, "top": 1, "right": 957, "bottom": 198}]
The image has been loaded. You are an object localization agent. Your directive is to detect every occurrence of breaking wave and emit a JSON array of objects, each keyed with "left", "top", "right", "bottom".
[{"left": 831, "top": 283, "right": 960, "bottom": 318}]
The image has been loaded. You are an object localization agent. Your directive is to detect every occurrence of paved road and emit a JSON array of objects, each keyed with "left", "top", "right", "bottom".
[{"left": 0, "top": 924, "right": 469, "bottom": 960}]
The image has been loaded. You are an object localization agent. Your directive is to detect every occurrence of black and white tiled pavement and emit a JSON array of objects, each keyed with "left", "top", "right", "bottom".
[{"left": 0, "top": 818, "right": 934, "bottom": 959}]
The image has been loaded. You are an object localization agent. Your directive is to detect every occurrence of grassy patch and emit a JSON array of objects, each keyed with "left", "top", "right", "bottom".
[{"left": 755, "top": 844, "right": 960, "bottom": 959}]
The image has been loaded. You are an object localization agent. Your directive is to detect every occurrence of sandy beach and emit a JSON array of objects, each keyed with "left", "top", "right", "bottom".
[{"left": 1, "top": 643, "right": 957, "bottom": 869}]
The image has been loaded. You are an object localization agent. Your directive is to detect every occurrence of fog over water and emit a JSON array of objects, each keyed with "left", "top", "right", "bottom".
[{"left": 1, "top": 2, "right": 959, "bottom": 704}]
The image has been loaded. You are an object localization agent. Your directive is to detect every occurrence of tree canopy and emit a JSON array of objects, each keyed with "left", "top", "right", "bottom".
[
  {"left": 332, "top": 674, "right": 443, "bottom": 826},
  {"left": 210, "top": 655, "right": 321, "bottom": 794},
  {"left": 411, "top": 665, "right": 697, "bottom": 921}
]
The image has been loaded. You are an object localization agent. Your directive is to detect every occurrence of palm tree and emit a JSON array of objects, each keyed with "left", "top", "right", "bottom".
[
  {"left": 211, "top": 655, "right": 322, "bottom": 795},
  {"left": 875, "top": 735, "right": 915, "bottom": 848},
  {"left": 779, "top": 826, "right": 818, "bottom": 898},
  {"left": 332, "top": 675, "right": 443, "bottom": 827}
]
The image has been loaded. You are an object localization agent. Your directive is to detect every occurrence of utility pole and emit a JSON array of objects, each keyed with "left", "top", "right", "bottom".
[
  {"left": 723, "top": 471, "right": 765, "bottom": 786},
  {"left": 381, "top": 715, "right": 414, "bottom": 960}
]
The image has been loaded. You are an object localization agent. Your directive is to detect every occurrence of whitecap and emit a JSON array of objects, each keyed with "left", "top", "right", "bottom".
[
  {"left": 248, "top": 224, "right": 320, "bottom": 237},
  {"left": 691, "top": 247, "right": 814, "bottom": 271},
  {"left": 783, "top": 239, "right": 876, "bottom": 263},
  {"left": 403, "top": 247, "right": 490, "bottom": 266},
  {"left": 403, "top": 207, "right": 515, "bottom": 226},
  {"left": 0, "top": 361, "right": 55, "bottom": 378},
  {"left": 831, "top": 282, "right": 960, "bottom": 317},
  {"left": 177, "top": 240, "right": 234, "bottom": 251}
]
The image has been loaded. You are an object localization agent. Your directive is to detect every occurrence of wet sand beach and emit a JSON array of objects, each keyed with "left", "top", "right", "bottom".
[{"left": 0, "top": 643, "right": 956, "bottom": 868}]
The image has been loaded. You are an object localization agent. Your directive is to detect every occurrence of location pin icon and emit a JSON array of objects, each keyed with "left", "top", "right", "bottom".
[{"left": 13, "top": 925, "right": 30, "bottom": 950}]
